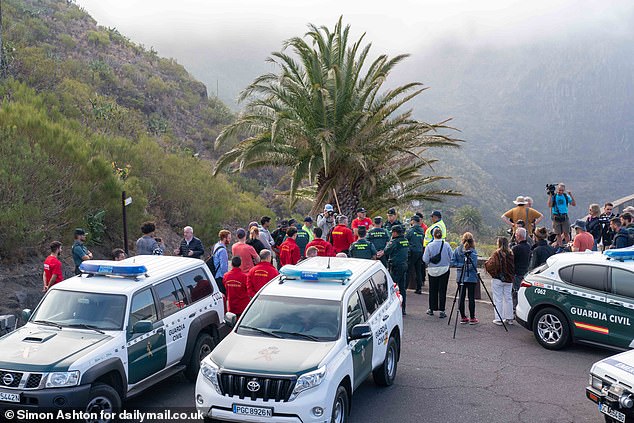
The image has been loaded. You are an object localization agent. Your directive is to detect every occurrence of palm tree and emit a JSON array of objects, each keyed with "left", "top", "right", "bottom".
[
  {"left": 453, "top": 205, "right": 483, "bottom": 234},
  {"left": 214, "top": 17, "right": 461, "bottom": 217}
]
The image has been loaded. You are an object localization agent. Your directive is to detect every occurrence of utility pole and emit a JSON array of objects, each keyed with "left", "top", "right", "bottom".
[{"left": 0, "top": 0, "right": 4, "bottom": 78}]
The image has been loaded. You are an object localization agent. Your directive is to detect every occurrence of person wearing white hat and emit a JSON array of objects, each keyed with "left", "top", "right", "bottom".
[
  {"left": 317, "top": 204, "right": 336, "bottom": 240},
  {"left": 501, "top": 196, "right": 543, "bottom": 237}
]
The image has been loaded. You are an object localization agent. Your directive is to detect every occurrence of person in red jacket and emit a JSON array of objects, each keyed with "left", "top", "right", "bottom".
[
  {"left": 223, "top": 257, "right": 250, "bottom": 317},
  {"left": 247, "top": 250, "right": 279, "bottom": 297},
  {"left": 305, "top": 228, "right": 335, "bottom": 257},
  {"left": 279, "top": 227, "right": 301, "bottom": 266},
  {"left": 331, "top": 215, "right": 355, "bottom": 255},
  {"left": 351, "top": 207, "right": 373, "bottom": 240}
]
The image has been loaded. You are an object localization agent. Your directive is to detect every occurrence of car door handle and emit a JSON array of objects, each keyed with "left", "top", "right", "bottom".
[
  {"left": 559, "top": 289, "right": 569, "bottom": 294},
  {"left": 608, "top": 300, "right": 622, "bottom": 307},
  {"left": 156, "top": 327, "right": 164, "bottom": 334},
  {"left": 382, "top": 314, "right": 390, "bottom": 321}
]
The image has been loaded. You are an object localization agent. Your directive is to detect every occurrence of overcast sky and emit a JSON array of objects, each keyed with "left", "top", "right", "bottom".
[{"left": 75, "top": 0, "right": 634, "bottom": 106}]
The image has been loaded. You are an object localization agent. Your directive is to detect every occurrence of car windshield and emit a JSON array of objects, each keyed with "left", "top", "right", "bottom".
[
  {"left": 237, "top": 295, "right": 341, "bottom": 342},
  {"left": 31, "top": 289, "right": 127, "bottom": 331}
]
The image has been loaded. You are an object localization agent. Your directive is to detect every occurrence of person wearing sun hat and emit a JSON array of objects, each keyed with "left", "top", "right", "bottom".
[{"left": 502, "top": 195, "right": 543, "bottom": 237}]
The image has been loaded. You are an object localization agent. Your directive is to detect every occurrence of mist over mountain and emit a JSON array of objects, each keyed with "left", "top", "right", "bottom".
[{"left": 75, "top": 0, "right": 634, "bottom": 226}]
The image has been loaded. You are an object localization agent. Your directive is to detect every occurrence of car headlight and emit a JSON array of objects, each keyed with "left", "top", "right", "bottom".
[
  {"left": 46, "top": 371, "right": 80, "bottom": 388},
  {"left": 290, "top": 366, "right": 326, "bottom": 401},
  {"left": 590, "top": 374, "right": 603, "bottom": 390},
  {"left": 201, "top": 360, "right": 222, "bottom": 394}
]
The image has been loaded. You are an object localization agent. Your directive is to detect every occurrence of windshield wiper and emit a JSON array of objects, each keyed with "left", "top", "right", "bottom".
[
  {"left": 32, "top": 320, "right": 62, "bottom": 329},
  {"left": 239, "top": 325, "right": 282, "bottom": 338},
  {"left": 66, "top": 324, "right": 105, "bottom": 334},
  {"left": 272, "top": 330, "right": 320, "bottom": 341}
]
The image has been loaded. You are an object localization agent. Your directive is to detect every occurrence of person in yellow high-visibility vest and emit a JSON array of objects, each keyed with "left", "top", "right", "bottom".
[{"left": 423, "top": 211, "right": 447, "bottom": 247}]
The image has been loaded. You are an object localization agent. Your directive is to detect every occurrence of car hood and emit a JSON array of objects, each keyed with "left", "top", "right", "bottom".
[
  {"left": 211, "top": 332, "right": 336, "bottom": 375},
  {"left": 0, "top": 326, "right": 111, "bottom": 372},
  {"left": 592, "top": 350, "right": 634, "bottom": 384}
]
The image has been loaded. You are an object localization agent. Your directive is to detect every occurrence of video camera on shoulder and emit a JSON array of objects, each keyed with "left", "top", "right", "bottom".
[{"left": 545, "top": 184, "right": 556, "bottom": 196}]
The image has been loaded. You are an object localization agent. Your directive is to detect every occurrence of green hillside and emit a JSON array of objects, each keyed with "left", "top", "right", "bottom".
[{"left": 0, "top": 0, "right": 269, "bottom": 259}]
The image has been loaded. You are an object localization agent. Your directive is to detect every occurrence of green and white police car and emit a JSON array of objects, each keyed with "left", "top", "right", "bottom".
[
  {"left": 516, "top": 248, "right": 634, "bottom": 350},
  {"left": 586, "top": 349, "right": 634, "bottom": 423},
  {"left": 0, "top": 256, "right": 228, "bottom": 418},
  {"left": 195, "top": 257, "right": 403, "bottom": 423}
]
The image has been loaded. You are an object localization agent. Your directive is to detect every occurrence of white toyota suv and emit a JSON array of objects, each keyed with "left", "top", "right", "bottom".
[{"left": 195, "top": 257, "right": 404, "bottom": 423}]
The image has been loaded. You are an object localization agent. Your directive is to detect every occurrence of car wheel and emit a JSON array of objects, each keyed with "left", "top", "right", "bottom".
[
  {"left": 85, "top": 383, "right": 121, "bottom": 422},
  {"left": 373, "top": 336, "right": 398, "bottom": 386},
  {"left": 184, "top": 333, "right": 215, "bottom": 381},
  {"left": 532, "top": 307, "right": 571, "bottom": 350},
  {"left": 330, "top": 385, "right": 349, "bottom": 423}
]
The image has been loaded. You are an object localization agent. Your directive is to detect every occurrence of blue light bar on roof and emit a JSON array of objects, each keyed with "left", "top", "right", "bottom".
[
  {"left": 280, "top": 265, "right": 352, "bottom": 281},
  {"left": 79, "top": 261, "right": 148, "bottom": 277},
  {"left": 604, "top": 246, "right": 634, "bottom": 261}
]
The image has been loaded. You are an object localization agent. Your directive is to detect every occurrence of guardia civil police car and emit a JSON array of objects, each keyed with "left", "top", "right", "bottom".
[
  {"left": 586, "top": 349, "right": 634, "bottom": 423},
  {"left": 516, "top": 247, "right": 634, "bottom": 351},
  {"left": 195, "top": 257, "right": 403, "bottom": 423},
  {"left": 0, "top": 256, "right": 228, "bottom": 418}
]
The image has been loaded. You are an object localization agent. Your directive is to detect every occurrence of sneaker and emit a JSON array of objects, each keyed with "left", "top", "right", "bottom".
[
  {"left": 414, "top": 290, "right": 422, "bottom": 295},
  {"left": 402, "top": 309, "right": 407, "bottom": 316},
  {"left": 493, "top": 320, "right": 503, "bottom": 326},
  {"left": 460, "top": 317, "right": 469, "bottom": 324},
  {"left": 469, "top": 318, "right": 479, "bottom": 325},
  {"left": 439, "top": 311, "right": 447, "bottom": 319},
  {"left": 504, "top": 319, "right": 514, "bottom": 325},
  {"left": 426, "top": 309, "right": 434, "bottom": 316}
]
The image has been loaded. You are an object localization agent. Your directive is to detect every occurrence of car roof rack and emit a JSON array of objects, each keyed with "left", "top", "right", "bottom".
[
  {"left": 278, "top": 265, "right": 353, "bottom": 285},
  {"left": 79, "top": 261, "right": 149, "bottom": 280}
]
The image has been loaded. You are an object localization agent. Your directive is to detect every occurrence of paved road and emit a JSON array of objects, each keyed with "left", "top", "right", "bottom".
[{"left": 128, "top": 284, "right": 611, "bottom": 423}]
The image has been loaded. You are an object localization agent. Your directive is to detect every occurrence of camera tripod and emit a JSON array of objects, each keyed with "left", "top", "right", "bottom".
[{"left": 448, "top": 250, "right": 508, "bottom": 338}]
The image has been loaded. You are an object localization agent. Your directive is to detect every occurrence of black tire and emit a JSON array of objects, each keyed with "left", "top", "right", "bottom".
[
  {"left": 330, "top": 385, "right": 349, "bottom": 423},
  {"left": 532, "top": 307, "right": 571, "bottom": 350},
  {"left": 184, "top": 333, "right": 216, "bottom": 381},
  {"left": 373, "top": 336, "right": 398, "bottom": 386},
  {"left": 84, "top": 383, "right": 121, "bottom": 422}
]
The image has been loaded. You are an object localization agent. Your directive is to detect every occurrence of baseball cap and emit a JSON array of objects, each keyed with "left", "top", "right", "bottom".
[
  {"left": 374, "top": 216, "right": 383, "bottom": 224},
  {"left": 356, "top": 207, "right": 366, "bottom": 213},
  {"left": 288, "top": 218, "right": 297, "bottom": 226},
  {"left": 387, "top": 208, "right": 396, "bottom": 215},
  {"left": 571, "top": 219, "right": 587, "bottom": 231},
  {"left": 74, "top": 228, "right": 86, "bottom": 236},
  {"left": 410, "top": 215, "right": 421, "bottom": 222},
  {"left": 280, "top": 219, "right": 289, "bottom": 227},
  {"left": 391, "top": 224, "right": 404, "bottom": 234},
  {"left": 431, "top": 210, "right": 442, "bottom": 218},
  {"left": 324, "top": 204, "right": 334, "bottom": 212},
  {"left": 236, "top": 228, "right": 246, "bottom": 238},
  {"left": 304, "top": 216, "right": 313, "bottom": 223}
]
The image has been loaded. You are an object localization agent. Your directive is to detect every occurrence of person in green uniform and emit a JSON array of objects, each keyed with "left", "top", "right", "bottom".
[
  {"left": 368, "top": 216, "right": 391, "bottom": 268},
  {"left": 406, "top": 215, "right": 425, "bottom": 294},
  {"left": 349, "top": 226, "right": 377, "bottom": 259},
  {"left": 294, "top": 222, "right": 311, "bottom": 258},
  {"left": 384, "top": 225, "right": 410, "bottom": 315},
  {"left": 72, "top": 228, "right": 92, "bottom": 275},
  {"left": 384, "top": 208, "right": 402, "bottom": 233}
]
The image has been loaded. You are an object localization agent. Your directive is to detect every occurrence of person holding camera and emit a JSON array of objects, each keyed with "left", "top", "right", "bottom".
[
  {"left": 547, "top": 183, "right": 576, "bottom": 246},
  {"left": 317, "top": 204, "right": 336, "bottom": 240},
  {"left": 451, "top": 232, "right": 479, "bottom": 324},
  {"left": 599, "top": 202, "right": 616, "bottom": 249}
]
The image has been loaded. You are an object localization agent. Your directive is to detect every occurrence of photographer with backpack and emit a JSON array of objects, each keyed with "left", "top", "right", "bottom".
[{"left": 206, "top": 230, "right": 231, "bottom": 294}]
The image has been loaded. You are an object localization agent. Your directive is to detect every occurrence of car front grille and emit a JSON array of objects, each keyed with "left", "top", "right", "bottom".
[
  {"left": 0, "top": 371, "right": 22, "bottom": 388},
  {"left": 218, "top": 372, "right": 296, "bottom": 402},
  {"left": 25, "top": 373, "right": 43, "bottom": 389}
]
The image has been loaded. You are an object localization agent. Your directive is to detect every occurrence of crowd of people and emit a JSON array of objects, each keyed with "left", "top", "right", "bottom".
[{"left": 41, "top": 186, "right": 634, "bottom": 325}]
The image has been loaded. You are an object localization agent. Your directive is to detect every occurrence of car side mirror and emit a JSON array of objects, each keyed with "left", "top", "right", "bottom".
[
  {"left": 349, "top": 323, "right": 372, "bottom": 341},
  {"left": 132, "top": 320, "right": 153, "bottom": 334},
  {"left": 21, "top": 309, "right": 32, "bottom": 322},
  {"left": 224, "top": 312, "right": 237, "bottom": 328}
]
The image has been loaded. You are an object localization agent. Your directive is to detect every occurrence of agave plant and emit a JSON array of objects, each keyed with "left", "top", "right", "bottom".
[{"left": 214, "top": 17, "right": 461, "bottom": 217}]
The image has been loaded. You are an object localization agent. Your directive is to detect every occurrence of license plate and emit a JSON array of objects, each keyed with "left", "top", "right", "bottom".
[
  {"left": 599, "top": 403, "right": 626, "bottom": 423},
  {"left": 0, "top": 391, "right": 20, "bottom": 403},
  {"left": 232, "top": 404, "right": 273, "bottom": 418}
]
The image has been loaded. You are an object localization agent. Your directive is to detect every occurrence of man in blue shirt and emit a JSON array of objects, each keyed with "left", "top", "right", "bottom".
[{"left": 547, "top": 183, "right": 576, "bottom": 246}]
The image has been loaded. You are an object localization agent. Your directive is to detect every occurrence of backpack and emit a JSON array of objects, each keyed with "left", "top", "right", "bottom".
[{"left": 205, "top": 244, "right": 225, "bottom": 277}]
